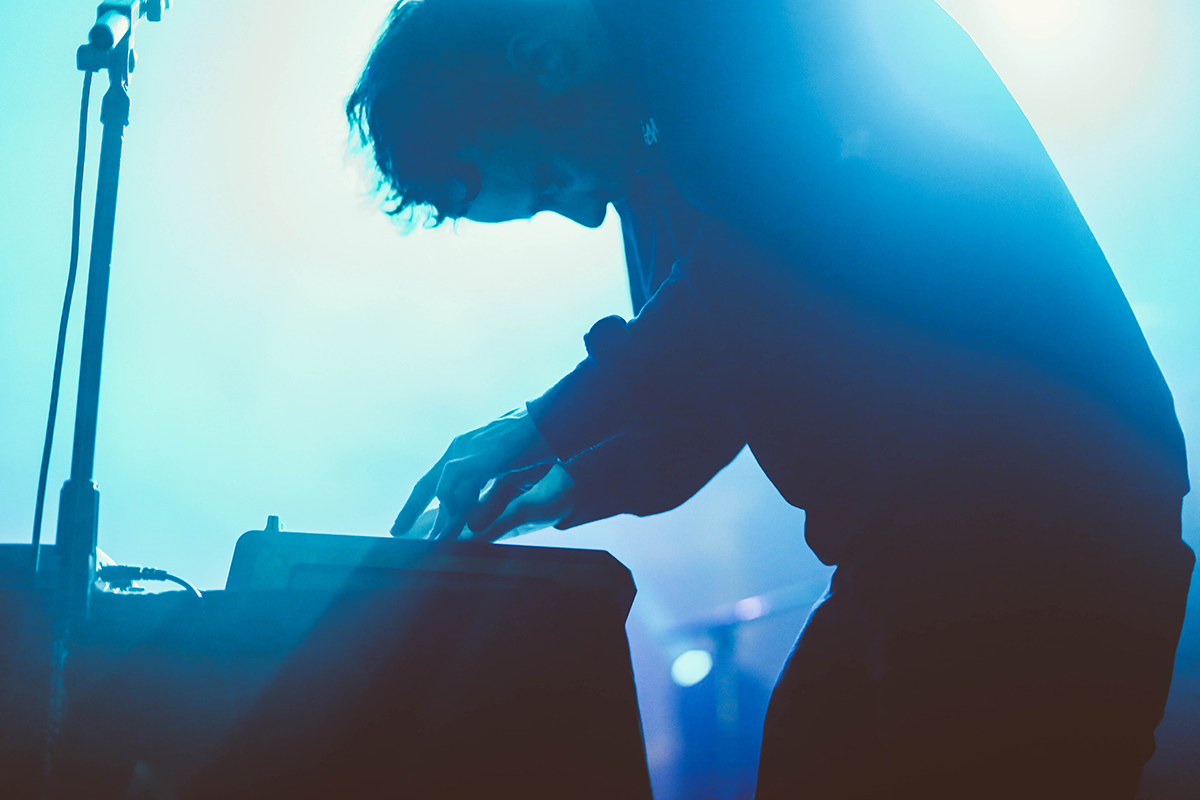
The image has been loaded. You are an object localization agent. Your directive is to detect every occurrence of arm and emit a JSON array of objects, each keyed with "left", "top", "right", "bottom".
[
  {"left": 394, "top": 222, "right": 767, "bottom": 540},
  {"left": 528, "top": 224, "right": 759, "bottom": 464},
  {"left": 428, "top": 418, "right": 745, "bottom": 542},
  {"left": 556, "top": 418, "right": 746, "bottom": 529}
]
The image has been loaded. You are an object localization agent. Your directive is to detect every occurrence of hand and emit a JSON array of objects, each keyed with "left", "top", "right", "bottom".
[
  {"left": 391, "top": 408, "right": 556, "bottom": 540},
  {"left": 391, "top": 463, "right": 577, "bottom": 542},
  {"left": 466, "top": 461, "right": 577, "bottom": 542}
]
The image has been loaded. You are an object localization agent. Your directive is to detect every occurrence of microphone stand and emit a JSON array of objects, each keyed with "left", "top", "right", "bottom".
[
  {"left": 55, "top": 23, "right": 133, "bottom": 633},
  {"left": 42, "top": 4, "right": 168, "bottom": 794}
]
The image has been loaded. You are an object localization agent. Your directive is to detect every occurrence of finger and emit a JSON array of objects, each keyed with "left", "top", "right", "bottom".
[
  {"left": 392, "top": 506, "right": 438, "bottom": 539},
  {"left": 431, "top": 475, "right": 474, "bottom": 541},
  {"left": 434, "top": 508, "right": 468, "bottom": 541},
  {"left": 432, "top": 457, "right": 490, "bottom": 538},
  {"left": 392, "top": 447, "right": 454, "bottom": 535},
  {"left": 467, "top": 477, "right": 523, "bottom": 534},
  {"left": 476, "top": 496, "right": 537, "bottom": 543},
  {"left": 429, "top": 503, "right": 452, "bottom": 540}
]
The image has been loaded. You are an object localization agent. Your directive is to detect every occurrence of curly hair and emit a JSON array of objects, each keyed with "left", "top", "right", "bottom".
[{"left": 346, "top": 0, "right": 552, "bottom": 225}]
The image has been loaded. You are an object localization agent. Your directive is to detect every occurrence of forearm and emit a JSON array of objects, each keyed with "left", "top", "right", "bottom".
[{"left": 555, "top": 419, "right": 746, "bottom": 529}]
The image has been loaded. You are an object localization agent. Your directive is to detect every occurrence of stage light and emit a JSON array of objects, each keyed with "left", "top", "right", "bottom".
[
  {"left": 671, "top": 650, "right": 713, "bottom": 687},
  {"left": 989, "top": 0, "right": 1081, "bottom": 40}
]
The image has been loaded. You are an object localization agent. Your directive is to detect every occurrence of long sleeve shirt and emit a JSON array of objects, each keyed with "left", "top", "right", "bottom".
[{"left": 529, "top": 0, "right": 1189, "bottom": 566}]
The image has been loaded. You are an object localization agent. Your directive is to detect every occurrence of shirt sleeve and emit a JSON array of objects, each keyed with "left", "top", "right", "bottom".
[
  {"left": 554, "top": 417, "right": 746, "bottom": 529},
  {"left": 527, "top": 225, "right": 759, "bottom": 464}
]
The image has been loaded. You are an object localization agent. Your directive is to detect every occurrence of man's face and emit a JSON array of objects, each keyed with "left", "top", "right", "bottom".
[
  {"left": 461, "top": 133, "right": 615, "bottom": 228},
  {"left": 459, "top": 104, "right": 637, "bottom": 228}
]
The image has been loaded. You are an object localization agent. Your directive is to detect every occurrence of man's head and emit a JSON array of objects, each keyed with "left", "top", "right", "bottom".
[{"left": 347, "top": 0, "right": 642, "bottom": 228}]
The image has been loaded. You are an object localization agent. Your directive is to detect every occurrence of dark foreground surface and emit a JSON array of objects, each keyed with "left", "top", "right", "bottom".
[{"left": 0, "top": 538, "right": 652, "bottom": 800}]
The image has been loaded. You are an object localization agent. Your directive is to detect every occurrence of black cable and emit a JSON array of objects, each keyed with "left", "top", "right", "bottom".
[
  {"left": 31, "top": 71, "right": 95, "bottom": 575},
  {"left": 96, "top": 565, "right": 204, "bottom": 599}
]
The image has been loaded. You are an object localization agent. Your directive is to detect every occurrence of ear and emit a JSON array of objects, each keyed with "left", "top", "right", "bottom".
[{"left": 506, "top": 31, "right": 578, "bottom": 95}]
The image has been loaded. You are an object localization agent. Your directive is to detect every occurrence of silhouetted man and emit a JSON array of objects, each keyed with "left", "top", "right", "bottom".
[{"left": 348, "top": 1, "right": 1193, "bottom": 797}]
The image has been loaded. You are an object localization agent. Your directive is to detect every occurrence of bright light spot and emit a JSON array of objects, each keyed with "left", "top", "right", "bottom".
[
  {"left": 671, "top": 650, "right": 714, "bottom": 687},
  {"left": 989, "top": 0, "right": 1081, "bottom": 40},
  {"left": 734, "top": 596, "right": 768, "bottom": 621}
]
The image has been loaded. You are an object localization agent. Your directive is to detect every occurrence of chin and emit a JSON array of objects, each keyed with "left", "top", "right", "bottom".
[
  {"left": 565, "top": 204, "right": 608, "bottom": 229},
  {"left": 581, "top": 208, "right": 608, "bottom": 228}
]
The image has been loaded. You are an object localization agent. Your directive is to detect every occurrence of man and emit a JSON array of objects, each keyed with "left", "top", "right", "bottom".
[{"left": 347, "top": 0, "right": 1193, "bottom": 797}]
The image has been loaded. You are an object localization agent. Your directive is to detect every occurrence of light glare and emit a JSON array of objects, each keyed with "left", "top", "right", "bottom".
[{"left": 671, "top": 650, "right": 714, "bottom": 687}]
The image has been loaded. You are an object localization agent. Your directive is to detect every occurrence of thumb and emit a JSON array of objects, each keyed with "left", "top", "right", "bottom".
[
  {"left": 467, "top": 477, "right": 522, "bottom": 533},
  {"left": 474, "top": 494, "right": 540, "bottom": 542}
]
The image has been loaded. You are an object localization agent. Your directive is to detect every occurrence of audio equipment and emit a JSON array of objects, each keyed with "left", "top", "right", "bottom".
[{"left": 0, "top": 523, "right": 653, "bottom": 800}]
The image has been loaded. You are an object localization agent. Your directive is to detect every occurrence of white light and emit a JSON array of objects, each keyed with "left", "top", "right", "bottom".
[
  {"left": 671, "top": 650, "right": 714, "bottom": 687},
  {"left": 734, "top": 596, "right": 768, "bottom": 621},
  {"left": 989, "top": 0, "right": 1081, "bottom": 40}
]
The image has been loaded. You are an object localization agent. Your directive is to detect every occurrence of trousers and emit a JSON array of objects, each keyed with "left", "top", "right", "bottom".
[{"left": 755, "top": 509, "right": 1194, "bottom": 800}]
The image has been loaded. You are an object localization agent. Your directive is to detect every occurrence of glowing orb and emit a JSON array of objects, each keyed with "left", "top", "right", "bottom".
[
  {"left": 989, "top": 0, "right": 1082, "bottom": 40},
  {"left": 671, "top": 650, "right": 714, "bottom": 687}
]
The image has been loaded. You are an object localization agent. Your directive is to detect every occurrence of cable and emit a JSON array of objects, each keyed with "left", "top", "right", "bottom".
[
  {"left": 31, "top": 71, "right": 95, "bottom": 575},
  {"left": 96, "top": 565, "right": 204, "bottom": 599}
]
